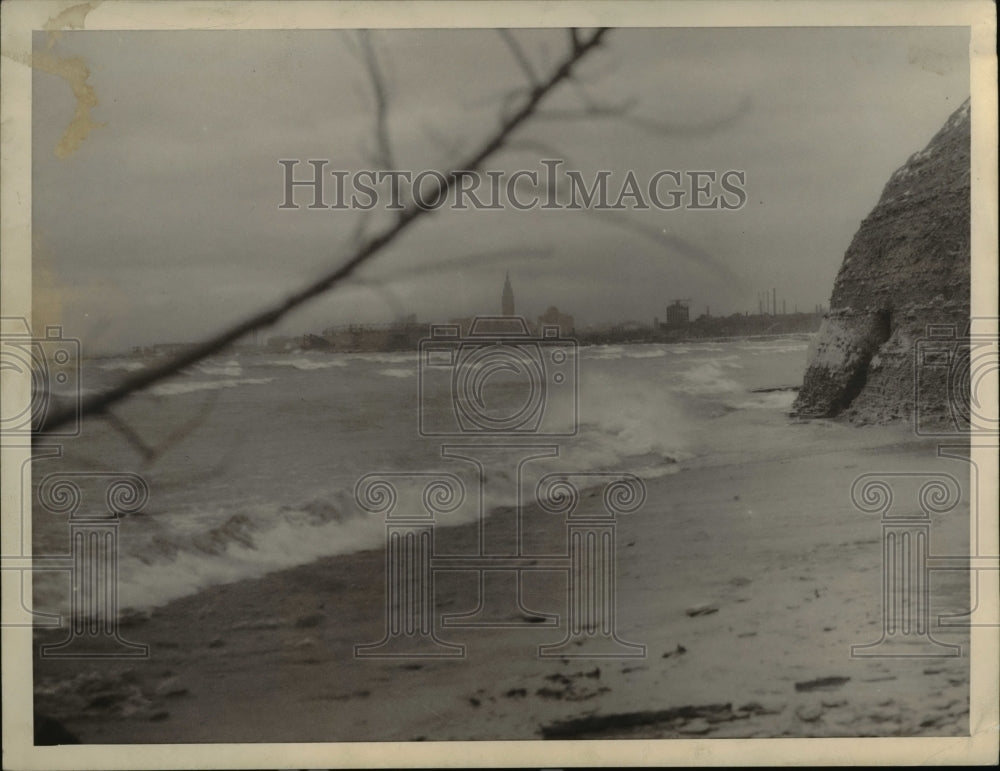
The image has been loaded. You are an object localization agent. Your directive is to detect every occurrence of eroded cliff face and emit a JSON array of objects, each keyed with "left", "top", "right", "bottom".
[{"left": 794, "top": 99, "right": 970, "bottom": 424}]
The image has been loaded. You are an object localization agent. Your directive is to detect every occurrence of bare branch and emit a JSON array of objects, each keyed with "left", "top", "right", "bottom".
[
  {"left": 537, "top": 94, "right": 752, "bottom": 138},
  {"left": 339, "top": 279, "right": 410, "bottom": 322},
  {"left": 585, "top": 208, "right": 742, "bottom": 286},
  {"left": 347, "top": 206, "right": 373, "bottom": 247},
  {"left": 101, "top": 388, "right": 223, "bottom": 468},
  {"left": 357, "top": 30, "right": 395, "bottom": 171},
  {"left": 621, "top": 95, "right": 753, "bottom": 137},
  {"left": 350, "top": 31, "right": 397, "bottom": 243},
  {"left": 101, "top": 410, "right": 156, "bottom": 463},
  {"left": 500, "top": 137, "right": 573, "bottom": 162},
  {"left": 478, "top": 155, "right": 742, "bottom": 287},
  {"left": 337, "top": 28, "right": 362, "bottom": 57},
  {"left": 569, "top": 28, "right": 583, "bottom": 55},
  {"left": 149, "top": 389, "right": 222, "bottom": 465},
  {"left": 535, "top": 95, "right": 639, "bottom": 122},
  {"left": 36, "top": 27, "right": 612, "bottom": 437},
  {"left": 418, "top": 120, "right": 468, "bottom": 172},
  {"left": 497, "top": 29, "right": 540, "bottom": 87}
]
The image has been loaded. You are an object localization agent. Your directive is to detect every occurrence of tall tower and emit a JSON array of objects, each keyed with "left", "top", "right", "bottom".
[{"left": 501, "top": 272, "right": 515, "bottom": 316}]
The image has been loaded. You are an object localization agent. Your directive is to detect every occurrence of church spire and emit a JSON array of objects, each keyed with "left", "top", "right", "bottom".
[{"left": 501, "top": 272, "right": 515, "bottom": 316}]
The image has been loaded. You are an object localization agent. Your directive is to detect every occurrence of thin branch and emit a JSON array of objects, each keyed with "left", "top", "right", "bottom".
[
  {"left": 350, "top": 31, "right": 396, "bottom": 244},
  {"left": 469, "top": 157, "right": 742, "bottom": 286},
  {"left": 102, "top": 388, "right": 223, "bottom": 467},
  {"left": 500, "top": 137, "right": 573, "bottom": 162},
  {"left": 339, "top": 279, "right": 410, "bottom": 322},
  {"left": 586, "top": 208, "right": 743, "bottom": 286},
  {"left": 357, "top": 30, "right": 395, "bottom": 171},
  {"left": 101, "top": 409, "right": 155, "bottom": 463},
  {"left": 620, "top": 95, "right": 752, "bottom": 137},
  {"left": 569, "top": 28, "right": 583, "bottom": 55},
  {"left": 150, "top": 388, "right": 222, "bottom": 464},
  {"left": 497, "top": 29, "right": 540, "bottom": 87},
  {"left": 535, "top": 95, "right": 639, "bottom": 122},
  {"left": 537, "top": 94, "right": 752, "bottom": 138},
  {"left": 418, "top": 119, "right": 468, "bottom": 173},
  {"left": 36, "top": 27, "right": 612, "bottom": 437}
]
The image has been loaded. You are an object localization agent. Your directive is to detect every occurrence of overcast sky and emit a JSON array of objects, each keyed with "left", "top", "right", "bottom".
[{"left": 32, "top": 27, "right": 969, "bottom": 352}]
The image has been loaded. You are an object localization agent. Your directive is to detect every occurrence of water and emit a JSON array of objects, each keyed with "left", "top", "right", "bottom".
[{"left": 31, "top": 337, "right": 811, "bottom": 614}]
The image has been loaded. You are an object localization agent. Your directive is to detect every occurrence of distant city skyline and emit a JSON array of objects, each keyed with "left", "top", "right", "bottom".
[{"left": 124, "top": 272, "right": 827, "bottom": 358}]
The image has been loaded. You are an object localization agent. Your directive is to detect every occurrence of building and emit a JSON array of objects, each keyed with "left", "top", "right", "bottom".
[
  {"left": 663, "top": 300, "right": 690, "bottom": 328},
  {"left": 320, "top": 315, "right": 424, "bottom": 351},
  {"left": 537, "top": 306, "right": 575, "bottom": 335},
  {"left": 501, "top": 272, "right": 515, "bottom": 316}
]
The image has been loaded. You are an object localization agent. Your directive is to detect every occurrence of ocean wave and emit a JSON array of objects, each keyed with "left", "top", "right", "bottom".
[
  {"left": 96, "top": 360, "right": 146, "bottom": 372},
  {"left": 110, "top": 480, "right": 483, "bottom": 612},
  {"left": 347, "top": 352, "right": 419, "bottom": 365},
  {"left": 623, "top": 348, "right": 668, "bottom": 359},
  {"left": 668, "top": 345, "right": 726, "bottom": 354},
  {"left": 148, "top": 376, "right": 274, "bottom": 397},
  {"left": 116, "top": 512, "right": 387, "bottom": 612},
  {"left": 29, "top": 335, "right": 813, "bottom": 616},
  {"left": 571, "top": 370, "right": 695, "bottom": 463},
  {"left": 725, "top": 390, "right": 798, "bottom": 410},
  {"left": 583, "top": 345, "right": 626, "bottom": 360},
  {"left": 740, "top": 343, "right": 810, "bottom": 355},
  {"left": 678, "top": 361, "right": 742, "bottom": 393},
  {"left": 197, "top": 360, "right": 243, "bottom": 377},
  {"left": 261, "top": 357, "right": 348, "bottom": 371}
]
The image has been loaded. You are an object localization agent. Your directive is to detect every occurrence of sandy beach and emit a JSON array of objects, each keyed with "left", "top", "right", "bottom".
[{"left": 33, "top": 414, "right": 971, "bottom": 743}]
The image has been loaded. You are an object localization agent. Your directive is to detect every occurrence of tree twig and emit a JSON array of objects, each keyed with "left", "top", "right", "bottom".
[{"left": 497, "top": 29, "right": 540, "bottom": 87}]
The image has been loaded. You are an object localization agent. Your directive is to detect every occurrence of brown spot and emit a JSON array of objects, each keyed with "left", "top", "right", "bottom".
[
  {"left": 43, "top": 2, "right": 101, "bottom": 36},
  {"left": 31, "top": 50, "right": 104, "bottom": 158},
  {"left": 22, "top": 3, "right": 105, "bottom": 158}
]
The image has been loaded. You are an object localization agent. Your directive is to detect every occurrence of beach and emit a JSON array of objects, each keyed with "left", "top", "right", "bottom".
[
  {"left": 13, "top": 14, "right": 991, "bottom": 760},
  {"left": 33, "top": 408, "right": 971, "bottom": 742}
]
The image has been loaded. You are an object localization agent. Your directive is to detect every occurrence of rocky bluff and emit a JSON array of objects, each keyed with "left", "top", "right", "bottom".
[{"left": 794, "top": 98, "right": 970, "bottom": 425}]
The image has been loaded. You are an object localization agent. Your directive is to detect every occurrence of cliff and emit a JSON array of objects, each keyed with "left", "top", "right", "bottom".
[{"left": 793, "top": 99, "right": 970, "bottom": 425}]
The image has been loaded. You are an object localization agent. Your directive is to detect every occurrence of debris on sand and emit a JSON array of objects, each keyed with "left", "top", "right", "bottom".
[
  {"left": 685, "top": 603, "right": 719, "bottom": 617},
  {"left": 795, "top": 704, "right": 824, "bottom": 722},
  {"left": 539, "top": 702, "right": 778, "bottom": 739},
  {"left": 794, "top": 676, "right": 850, "bottom": 692}
]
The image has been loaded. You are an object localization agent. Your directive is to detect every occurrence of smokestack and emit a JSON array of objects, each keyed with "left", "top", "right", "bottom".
[{"left": 772, "top": 288, "right": 777, "bottom": 316}]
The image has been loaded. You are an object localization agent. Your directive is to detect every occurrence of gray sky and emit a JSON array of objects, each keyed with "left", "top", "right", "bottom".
[{"left": 32, "top": 27, "right": 969, "bottom": 352}]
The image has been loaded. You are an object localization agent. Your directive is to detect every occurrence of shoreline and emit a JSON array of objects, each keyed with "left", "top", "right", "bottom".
[
  {"left": 34, "top": 417, "right": 971, "bottom": 742},
  {"left": 98, "top": 331, "right": 817, "bottom": 362}
]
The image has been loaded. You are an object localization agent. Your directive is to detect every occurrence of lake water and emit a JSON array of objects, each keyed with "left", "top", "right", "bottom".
[{"left": 31, "top": 336, "right": 811, "bottom": 615}]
